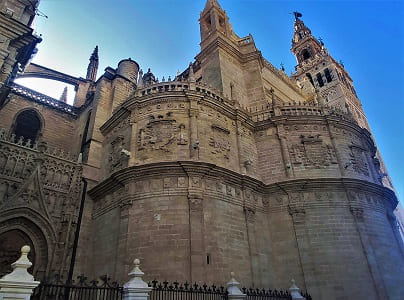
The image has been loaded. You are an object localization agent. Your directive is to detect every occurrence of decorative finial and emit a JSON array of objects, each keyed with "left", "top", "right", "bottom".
[
  {"left": 188, "top": 62, "right": 195, "bottom": 83},
  {"left": 21, "top": 245, "right": 30, "bottom": 254},
  {"left": 137, "top": 69, "right": 144, "bottom": 88},
  {"left": 289, "top": 279, "right": 305, "bottom": 300},
  {"left": 226, "top": 272, "right": 244, "bottom": 296},
  {"left": 123, "top": 258, "right": 151, "bottom": 290}
]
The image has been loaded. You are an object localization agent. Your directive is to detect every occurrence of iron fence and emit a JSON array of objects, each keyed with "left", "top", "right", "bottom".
[
  {"left": 32, "top": 274, "right": 123, "bottom": 300},
  {"left": 242, "top": 287, "right": 291, "bottom": 300},
  {"left": 32, "top": 276, "right": 311, "bottom": 300},
  {"left": 149, "top": 280, "right": 228, "bottom": 300}
]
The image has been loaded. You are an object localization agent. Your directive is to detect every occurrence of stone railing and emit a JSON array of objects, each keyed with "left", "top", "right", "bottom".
[
  {"left": 250, "top": 101, "right": 356, "bottom": 124},
  {"left": 238, "top": 35, "right": 253, "bottom": 46},
  {"left": 135, "top": 80, "right": 226, "bottom": 102},
  {"left": 10, "top": 83, "right": 79, "bottom": 117}
]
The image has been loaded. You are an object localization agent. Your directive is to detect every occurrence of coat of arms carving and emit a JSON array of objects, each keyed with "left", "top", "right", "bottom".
[
  {"left": 289, "top": 135, "right": 337, "bottom": 168},
  {"left": 137, "top": 116, "right": 187, "bottom": 152}
]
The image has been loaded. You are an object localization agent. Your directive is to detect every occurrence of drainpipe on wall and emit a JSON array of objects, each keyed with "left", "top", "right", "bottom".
[{"left": 66, "top": 178, "right": 88, "bottom": 285}]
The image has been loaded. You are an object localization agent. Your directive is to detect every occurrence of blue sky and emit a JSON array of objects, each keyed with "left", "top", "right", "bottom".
[{"left": 17, "top": 0, "right": 404, "bottom": 201}]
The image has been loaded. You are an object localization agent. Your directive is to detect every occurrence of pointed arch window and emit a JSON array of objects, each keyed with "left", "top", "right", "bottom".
[{"left": 12, "top": 109, "right": 42, "bottom": 145}]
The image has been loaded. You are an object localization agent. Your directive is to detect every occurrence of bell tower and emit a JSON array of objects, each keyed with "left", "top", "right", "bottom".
[
  {"left": 199, "top": 0, "right": 233, "bottom": 43},
  {"left": 291, "top": 12, "right": 369, "bottom": 130}
]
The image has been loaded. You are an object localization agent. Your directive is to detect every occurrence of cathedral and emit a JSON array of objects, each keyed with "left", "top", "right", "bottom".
[{"left": 0, "top": 1, "right": 403, "bottom": 299}]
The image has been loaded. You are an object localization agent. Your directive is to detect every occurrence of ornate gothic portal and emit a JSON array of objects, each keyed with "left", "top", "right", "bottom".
[
  {"left": 0, "top": 217, "right": 49, "bottom": 279},
  {"left": 0, "top": 229, "right": 36, "bottom": 276}
]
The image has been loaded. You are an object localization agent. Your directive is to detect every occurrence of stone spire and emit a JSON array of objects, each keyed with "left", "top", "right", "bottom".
[
  {"left": 86, "top": 45, "right": 99, "bottom": 81},
  {"left": 59, "top": 86, "right": 68, "bottom": 103}
]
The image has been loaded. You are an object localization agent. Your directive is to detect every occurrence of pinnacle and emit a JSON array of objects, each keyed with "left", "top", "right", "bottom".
[
  {"left": 59, "top": 86, "right": 68, "bottom": 103},
  {"left": 90, "top": 45, "right": 99, "bottom": 60},
  {"left": 204, "top": 0, "right": 222, "bottom": 11}
]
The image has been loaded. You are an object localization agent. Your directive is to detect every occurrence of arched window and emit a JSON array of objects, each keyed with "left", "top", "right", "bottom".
[
  {"left": 12, "top": 110, "right": 42, "bottom": 144},
  {"left": 301, "top": 49, "right": 311, "bottom": 60}
]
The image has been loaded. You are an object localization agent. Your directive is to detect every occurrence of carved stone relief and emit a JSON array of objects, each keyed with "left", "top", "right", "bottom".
[
  {"left": 349, "top": 145, "right": 369, "bottom": 176},
  {"left": 289, "top": 135, "right": 337, "bottom": 168},
  {"left": 209, "top": 124, "right": 231, "bottom": 159},
  {"left": 108, "top": 135, "right": 129, "bottom": 173}
]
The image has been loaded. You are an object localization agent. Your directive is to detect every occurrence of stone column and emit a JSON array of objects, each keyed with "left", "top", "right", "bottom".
[
  {"left": 123, "top": 259, "right": 152, "bottom": 300},
  {"left": 129, "top": 115, "right": 138, "bottom": 165},
  {"left": 188, "top": 97, "right": 199, "bottom": 160},
  {"left": 276, "top": 127, "right": 293, "bottom": 178},
  {"left": 0, "top": 245, "right": 40, "bottom": 300},
  {"left": 226, "top": 272, "right": 246, "bottom": 300}
]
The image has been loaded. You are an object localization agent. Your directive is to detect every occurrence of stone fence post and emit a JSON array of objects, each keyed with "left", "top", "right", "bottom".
[
  {"left": 289, "top": 279, "right": 305, "bottom": 300},
  {"left": 123, "top": 259, "right": 152, "bottom": 300},
  {"left": 0, "top": 245, "right": 40, "bottom": 300},
  {"left": 226, "top": 272, "right": 246, "bottom": 300}
]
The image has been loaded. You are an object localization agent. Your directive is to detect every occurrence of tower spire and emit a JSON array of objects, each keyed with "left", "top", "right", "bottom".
[
  {"left": 86, "top": 46, "right": 99, "bottom": 81},
  {"left": 291, "top": 15, "right": 323, "bottom": 64}
]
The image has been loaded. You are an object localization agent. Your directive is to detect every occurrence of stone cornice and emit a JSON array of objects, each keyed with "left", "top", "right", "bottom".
[{"left": 88, "top": 161, "right": 397, "bottom": 209}]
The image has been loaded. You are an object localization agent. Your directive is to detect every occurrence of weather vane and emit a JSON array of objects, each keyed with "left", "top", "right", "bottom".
[
  {"left": 292, "top": 11, "right": 303, "bottom": 20},
  {"left": 318, "top": 37, "right": 324, "bottom": 46}
]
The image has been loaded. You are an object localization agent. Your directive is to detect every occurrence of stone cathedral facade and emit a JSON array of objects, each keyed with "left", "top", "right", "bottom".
[{"left": 0, "top": 1, "right": 403, "bottom": 299}]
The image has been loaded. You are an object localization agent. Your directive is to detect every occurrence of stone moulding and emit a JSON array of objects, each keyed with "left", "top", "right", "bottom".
[{"left": 88, "top": 161, "right": 397, "bottom": 210}]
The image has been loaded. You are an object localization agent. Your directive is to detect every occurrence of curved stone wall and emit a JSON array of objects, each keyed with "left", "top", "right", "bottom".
[{"left": 89, "top": 83, "right": 403, "bottom": 300}]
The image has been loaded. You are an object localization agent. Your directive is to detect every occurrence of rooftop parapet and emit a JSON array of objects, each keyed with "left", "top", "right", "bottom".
[{"left": 249, "top": 101, "right": 357, "bottom": 124}]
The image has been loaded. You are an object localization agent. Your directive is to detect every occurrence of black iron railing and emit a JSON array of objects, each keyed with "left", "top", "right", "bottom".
[
  {"left": 241, "top": 287, "right": 312, "bottom": 300},
  {"left": 149, "top": 280, "right": 229, "bottom": 300},
  {"left": 242, "top": 287, "right": 291, "bottom": 300},
  {"left": 32, "top": 275, "right": 123, "bottom": 300},
  {"left": 33, "top": 276, "right": 311, "bottom": 300}
]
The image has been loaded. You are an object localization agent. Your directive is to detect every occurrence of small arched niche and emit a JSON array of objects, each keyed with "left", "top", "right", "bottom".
[{"left": 12, "top": 109, "right": 43, "bottom": 144}]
